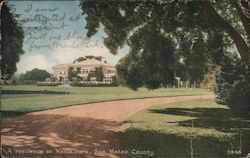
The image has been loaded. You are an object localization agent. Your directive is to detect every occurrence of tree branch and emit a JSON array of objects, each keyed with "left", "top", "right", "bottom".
[
  {"left": 199, "top": 0, "right": 250, "bottom": 67},
  {"left": 234, "top": 0, "right": 250, "bottom": 45}
]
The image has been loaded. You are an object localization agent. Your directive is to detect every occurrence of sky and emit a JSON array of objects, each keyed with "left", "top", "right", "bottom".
[{"left": 9, "top": 1, "right": 129, "bottom": 74}]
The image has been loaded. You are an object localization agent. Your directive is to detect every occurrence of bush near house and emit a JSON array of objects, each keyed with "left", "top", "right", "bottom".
[
  {"left": 87, "top": 66, "right": 104, "bottom": 82},
  {"left": 70, "top": 82, "right": 118, "bottom": 87},
  {"left": 37, "top": 82, "right": 63, "bottom": 86},
  {"left": 68, "top": 67, "right": 78, "bottom": 82}
]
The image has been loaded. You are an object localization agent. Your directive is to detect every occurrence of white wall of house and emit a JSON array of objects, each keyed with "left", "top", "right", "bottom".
[{"left": 52, "top": 57, "right": 116, "bottom": 84}]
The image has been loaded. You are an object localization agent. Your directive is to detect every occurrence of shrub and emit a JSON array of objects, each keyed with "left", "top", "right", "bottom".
[
  {"left": 215, "top": 57, "right": 250, "bottom": 115},
  {"left": 37, "top": 82, "right": 62, "bottom": 86},
  {"left": 70, "top": 82, "right": 118, "bottom": 87}
]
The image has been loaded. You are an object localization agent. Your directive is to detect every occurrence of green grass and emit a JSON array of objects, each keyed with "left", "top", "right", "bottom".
[
  {"left": 122, "top": 99, "right": 250, "bottom": 157},
  {"left": 1, "top": 85, "right": 210, "bottom": 114}
]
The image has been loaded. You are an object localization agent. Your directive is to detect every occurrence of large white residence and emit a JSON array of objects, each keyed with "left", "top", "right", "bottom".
[{"left": 52, "top": 56, "right": 116, "bottom": 84}]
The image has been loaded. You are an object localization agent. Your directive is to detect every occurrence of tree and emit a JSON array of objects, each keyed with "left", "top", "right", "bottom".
[
  {"left": 199, "top": 0, "right": 250, "bottom": 67},
  {"left": 80, "top": 0, "right": 249, "bottom": 90},
  {"left": 87, "top": 66, "right": 104, "bottom": 81},
  {"left": 186, "top": 34, "right": 209, "bottom": 83},
  {"left": 81, "top": 1, "right": 235, "bottom": 89},
  {"left": 116, "top": 24, "right": 176, "bottom": 90},
  {"left": 215, "top": 55, "right": 250, "bottom": 113},
  {"left": 200, "top": 64, "right": 220, "bottom": 90},
  {"left": 80, "top": 0, "right": 250, "bottom": 68},
  {"left": 68, "top": 67, "right": 78, "bottom": 81},
  {"left": 18, "top": 68, "right": 51, "bottom": 83},
  {"left": 1, "top": 2, "right": 25, "bottom": 79},
  {"left": 95, "top": 66, "right": 104, "bottom": 81}
]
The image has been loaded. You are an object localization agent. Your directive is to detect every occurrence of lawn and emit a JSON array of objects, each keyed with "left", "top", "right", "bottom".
[
  {"left": 122, "top": 99, "right": 250, "bottom": 157},
  {"left": 1, "top": 85, "right": 210, "bottom": 114}
]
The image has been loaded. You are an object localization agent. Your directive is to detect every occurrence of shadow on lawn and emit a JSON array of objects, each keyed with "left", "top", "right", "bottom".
[
  {"left": 123, "top": 107, "right": 250, "bottom": 157},
  {"left": 150, "top": 107, "right": 250, "bottom": 132},
  {"left": 1, "top": 114, "right": 124, "bottom": 157},
  {"left": 1, "top": 110, "right": 27, "bottom": 119}
]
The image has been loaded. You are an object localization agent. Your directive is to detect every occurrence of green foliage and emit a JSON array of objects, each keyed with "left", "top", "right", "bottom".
[
  {"left": 116, "top": 24, "right": 176, "bottom": 90},
  {"left": 201, "top": 65, "right": 220, "bottom": 90},
  {"left": 186, "top": 34, "right": 209, "bottom": 82},
  {"left": 81, "top": 1, "right": 146, "bottom": 54},
  {"left": 68, "top": 67, "right": 78, "bottom": 81},
  {"left": 207, "top": 31, "right": 225, "bottom": 65},
  {"left": 95, "top": 66, "right": 104, "bottom": 81},
  {"left": 18, "top": 68, "right": 51, "bottom": 83},
  {"left": 173, "top": 49, "right": 187, "bottom": 81},
  {"left": 87, "top": 66, "right": 104, "bottom": 81},
  {"left": 215, "top": 56, "right": 250, "bottom": 108},
  {"left": 80, "top": 0, "right": 250, "bottom": 93},
  {"left": 111, "top": 76, "right": 118, "bottom": 86},
  {"left": 70, "top": 82, "right": 116, "bottom": 87},
  {"left": 1, "top": 2, "right": 25, "bottom": 79},
  {"left": 37, "top": 82, "right": 62, "bottom": 86},
  {"left": 81, "top": 1, "right": 243, "bottom": 90},
  {"left": 80, "top": 1, "right": 241, "bottom": 57}
]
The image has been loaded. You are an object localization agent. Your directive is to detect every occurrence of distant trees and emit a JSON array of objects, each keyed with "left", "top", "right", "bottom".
[
  {"left": 1, "top": 2, "right": 25, "bottom": 79},
  {"left": 18, "top": 68, "right": 51, "bottom": 83}
]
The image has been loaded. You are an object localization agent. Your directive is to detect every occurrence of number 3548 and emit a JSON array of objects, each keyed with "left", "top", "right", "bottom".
[{"left": 227, "top": 150, "right": 241, "bottom": 155}]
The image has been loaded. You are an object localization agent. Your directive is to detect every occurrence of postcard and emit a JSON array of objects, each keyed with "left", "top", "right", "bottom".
[{"left": 1, "top": 0, "right": 250, "bottom": 157}]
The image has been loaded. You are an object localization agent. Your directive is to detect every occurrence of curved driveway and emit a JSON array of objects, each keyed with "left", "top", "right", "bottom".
[{"left": 1, "top": 94, "right": 213, "bottom": 157}]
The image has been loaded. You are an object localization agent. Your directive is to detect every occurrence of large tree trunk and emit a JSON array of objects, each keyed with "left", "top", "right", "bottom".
[
  {"left": 234, "top": 0, "right": 250, "bottom": 45},
  {"left": 199, "top": 1, "right": 250, "bottom": 68}
]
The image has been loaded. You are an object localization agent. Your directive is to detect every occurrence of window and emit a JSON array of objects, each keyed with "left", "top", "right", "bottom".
[
  {"left": 104, "top": 77, "right": 112, "bottom": 84},
  {"left": 83, "top": 69, "right": 88, "bottom": 73}
]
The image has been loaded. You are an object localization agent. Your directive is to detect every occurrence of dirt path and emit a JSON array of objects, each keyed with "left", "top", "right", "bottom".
[{"left": 1, "top": 94, "right": 213, "bottom": 157}]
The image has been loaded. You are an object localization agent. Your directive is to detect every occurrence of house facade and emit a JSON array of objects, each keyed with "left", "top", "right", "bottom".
[{"left": 52, "top": 56, "right": 116, "bottom": 84}]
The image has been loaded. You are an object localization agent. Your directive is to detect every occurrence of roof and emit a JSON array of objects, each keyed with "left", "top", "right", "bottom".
[
  {"left": 52, "top": 57, "right": 114, "bottom": 69},
  {"left": 72, "top": 58, "right": 110, "bottom": 67},
  {"left": 52, "top": 64, "right": 71, "bottom": 69}
]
